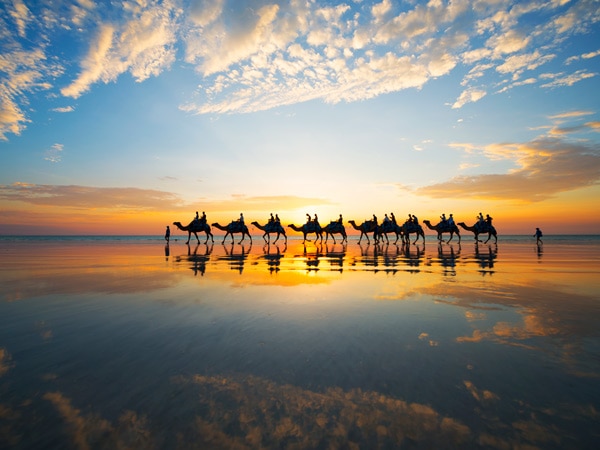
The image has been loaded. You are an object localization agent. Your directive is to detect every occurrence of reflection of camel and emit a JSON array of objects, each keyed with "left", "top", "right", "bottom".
[
  {"left": 423, "top": 220, "right": 461, "bottom": 244},
  {"left": 400, "top": 222, "right": 425, "bottom": 245},
  {"left": 261, "top": 243, "right": 286, "bottom": 273},
  {"left": 172, "top": 220, "right": 214, "bottom": 244},
  {"left": 457, "top": 222, "right": 497, "bottom": 244},
  {"left": 181, "top": 242, "right": 213, "bottom": 276},
  {"left": 287, "top": 223, "right": 323, "bottom": 243},
  {"left": 211, "top": 222, "right": 252, "bottom": 244},
  {"left": 220, "top": 243, "right": 251, "bottom": 274},
  {"left": 348, "top": 220, "right": 377, "bottom": 244},
  {"left": 323, "top": 221, "right": 347, "bottom": 244},
  {"left": 473, "top": 243, "right": 497, "bottom": 275},
  {"left": 251, "top": 221, "right": 287, "bottom": 244}
]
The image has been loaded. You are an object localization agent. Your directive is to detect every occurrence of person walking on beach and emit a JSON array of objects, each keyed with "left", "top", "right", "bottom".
[
  {"left": 534, "top": 227, "right": 543, "bottom": 244},
  {"left": 165, "top": 225, "right": 170, "bottom": 243}
]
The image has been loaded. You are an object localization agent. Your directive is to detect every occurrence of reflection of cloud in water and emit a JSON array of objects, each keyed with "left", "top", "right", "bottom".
[
  {"left": 463, "top": 380, "right": 500, "bottom": 403},
  {"left": 43, "top": 375, "right": 471, "bottom": 449},
  {"left": 38, "top": 373, "right": 592, "bottom": 449},
  {"left": 43, "top": 392, "right": 153, "bottom": 449},
  {"left": 0, "top": 347, "right": 13, "bottom": 376}
]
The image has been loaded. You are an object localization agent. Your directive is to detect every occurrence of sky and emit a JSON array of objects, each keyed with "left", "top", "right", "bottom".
[{"left": 1, "top": 0, "right": 599, "bottom": 236}]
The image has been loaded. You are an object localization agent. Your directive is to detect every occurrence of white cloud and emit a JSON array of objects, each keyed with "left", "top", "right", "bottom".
[
  {"left": 44, "top": 143, "right": 64, "bottom": 163},
  {"left": 1, "top": 0, "right": 599, "bottom": 139},
  {"left": 8, "top": 0, "right": 32, "bottom": 38},
  {"left": 540, "top": 70, "right": 597, "bottom": 88},
  {"left": 52, "top": 106, "right": 74, "bottom": 113},
  {"left": 452, "top": 88, "right": 487, "bottom": 109},
  {"left": 62, "top": 0, "right": 179, "bottom": 98}
]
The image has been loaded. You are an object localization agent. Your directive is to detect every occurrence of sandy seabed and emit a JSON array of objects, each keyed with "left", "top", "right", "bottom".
[{"left": 1, "top": 235, "right": 599, "bottom": 449}]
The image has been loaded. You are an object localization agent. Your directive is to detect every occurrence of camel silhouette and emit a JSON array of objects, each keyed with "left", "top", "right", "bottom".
[
  {"left": 347, "top": 220, "right": 377, "bottom": 244},
  {"left": 172, "top": 220, "right": 214, "bottom": 244},
  {"left": 458, "top": 222, "right": 497, "bottom": 244},
  {"left": 211, "top": 221, "right": 252, "bottom": 245},
  {"left": 423, "top": 220, "right": 461, "bottom": 244},
  {"left": 322, "top": 221, "right": 347, "bottom": 244},
  {"left": 287, "top": 222, "right": 323, "bottom": 243},
  {"left": 374, "top": 221, "right": 403, "bottom": 245},
  {"left": 251, "top": 221, "right": 287, "bottom": 244},
  {"left": 400, "top": 222, "right": 425, "bottom": 245}
]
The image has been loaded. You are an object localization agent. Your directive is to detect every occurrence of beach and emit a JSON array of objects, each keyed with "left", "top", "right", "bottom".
[{"left": 1, "top": 235, "right": 599, "bottom": 449}]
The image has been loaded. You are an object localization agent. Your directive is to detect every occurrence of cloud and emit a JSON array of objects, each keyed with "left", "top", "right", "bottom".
[
  {"left": 0, "top": 183, "right": 185, "bottom": 210},
  {"left": 0, "top": 46, "right": 55, "bottom": 139},
  {"left": 540, "top": 70, "right": 597, "bottom": 88},
  {"left": 44, "top": 143, "right": 64, "bottom": 163},
  {"left": 0, "top": 183, "right": 333, "bottom": 216},
  {"left": 451, "top": 87, "right": 487, "bottom": 109},
  {"left": 52, "top": 106, "right": 74, "bottom": 113},
  {"left": 7, "top": 0, "right": 32, "bottom": 38},
  {"left": 61, "top": 0, "right": 179, "bottom": 98},
  {"left": 565, "top": 49, "right": 600, "bottom": 65},
  {"left": 416, "top": 137, "right": 600, "bottom": 202},
  {"left": 1, "top": 0, "right": 599, "bottom": 139}
]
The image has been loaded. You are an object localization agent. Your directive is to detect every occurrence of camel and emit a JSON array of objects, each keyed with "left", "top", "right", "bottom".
[
  {"left": 322, "top": 221, "right": 347, "bottom": 244},
  {"left": 400, "top": 222, "right": 425, "bottom": 245},
  {"left": 374, "top": 221, "right": 402, "bottom": 244},
  {"left": 251, "top": 221, "right": 287, "bottom": 244},
  {"left": 287, "top": 222, "right": 323, "bottom": 243},
  {"left": 458, "top": 222, "right": 497, "bottom": 244},
  {"left": 347, "top": 220, "right": 377, "bottom": 244},
  {"left": 423, "top": 220, "right": 461, "bottom": 244},
  {"left": 211, "top": 221, "right": 252, "bottom": 244},
  {"left": 172, "top": 220, "right": 214, "bottom": 244}
]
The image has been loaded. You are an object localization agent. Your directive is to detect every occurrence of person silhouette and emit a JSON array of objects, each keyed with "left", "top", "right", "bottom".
[
  {"left": 534, "top": 227, "right": 543, "bottom": 244},
  {"left": 165, "top": 225, "right": 170, "bottom": 243}
]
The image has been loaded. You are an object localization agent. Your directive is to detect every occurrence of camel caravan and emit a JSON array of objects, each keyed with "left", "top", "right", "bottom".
[{"left": 172, "top": 211, "right": 497, "bottom": 245}]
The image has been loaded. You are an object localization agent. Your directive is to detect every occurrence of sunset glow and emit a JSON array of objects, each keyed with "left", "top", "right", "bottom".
[{"left": 1, "top": 0, "right": 599, "bottom": 235}]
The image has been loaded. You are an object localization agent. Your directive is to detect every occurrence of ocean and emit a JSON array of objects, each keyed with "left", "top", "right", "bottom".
[{"left": 1, "top": 234, "right": 599, "bottom": 448}]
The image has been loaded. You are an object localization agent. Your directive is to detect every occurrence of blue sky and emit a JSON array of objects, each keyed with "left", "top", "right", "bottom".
[{"left": 1, "top": 0, "right": 599, "bottom": 234}]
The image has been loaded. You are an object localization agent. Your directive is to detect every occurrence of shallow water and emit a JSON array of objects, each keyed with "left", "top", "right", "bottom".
[{"left": 1, "top": 235, "right": 599, "bottom": 449}]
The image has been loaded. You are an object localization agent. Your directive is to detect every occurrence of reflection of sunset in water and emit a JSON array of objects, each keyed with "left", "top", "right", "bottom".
[{"left": 1, "top": 237, "right": 599, "bottom": 448}]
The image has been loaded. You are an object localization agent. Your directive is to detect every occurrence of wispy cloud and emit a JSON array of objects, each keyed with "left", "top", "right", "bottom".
[
  {"left": 0, "top": 183, "right": 185, "bottom": 210},
  {"left": 44, "top": 143, "right": 64, "bottom": 163},
  {"left": 61, "top": 0, "right": 179, "bottom": 98},
  {"left": 0, "top": 183, "right": 332, "bottom": 214},
  {"left": 452, "top": 88, "right": 486, "bottom": 109},
  {"left": 417, "top": 137, "right": 600, "bottom": 202},
  {"left": 1, "top": 0, "right": 599, "bottom": 138},
  {"left": 52, "top": 106, "right": 74, "bottom": 113}
]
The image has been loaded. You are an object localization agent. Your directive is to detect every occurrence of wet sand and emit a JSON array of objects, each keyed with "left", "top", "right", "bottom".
[{"left": 1, "top": 236, "right": 599, "bottom": 449}]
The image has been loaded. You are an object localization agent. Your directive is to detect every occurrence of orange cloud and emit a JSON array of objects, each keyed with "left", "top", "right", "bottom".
[{"left": 417, "top": 137, "right": 600, "bottom": 201}]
